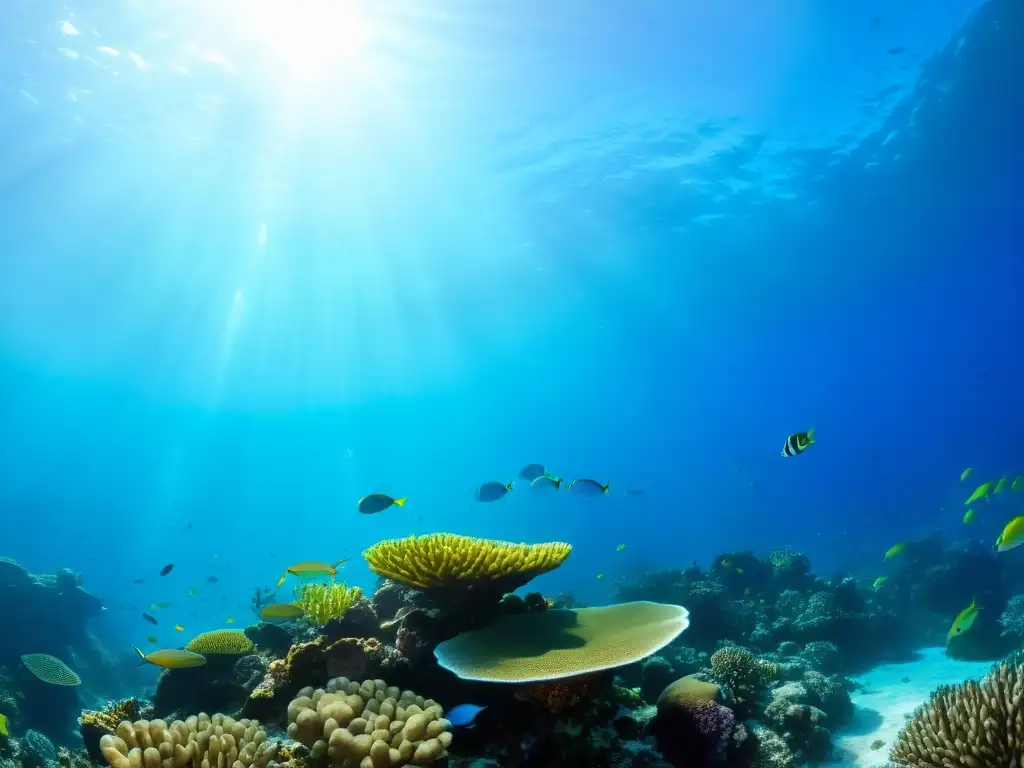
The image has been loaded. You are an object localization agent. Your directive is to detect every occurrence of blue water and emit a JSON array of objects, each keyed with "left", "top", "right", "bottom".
[{"left": 0, "top": 0, "right": 1021, "bottom": 659}]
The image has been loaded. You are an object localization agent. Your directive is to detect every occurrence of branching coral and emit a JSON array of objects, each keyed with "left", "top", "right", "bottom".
[
  {"left": 521, "top": 673, "right": 605, "bottom": 715},
  {"left": 709, "top": 647, "right": 779, "bottom": 692},
  {"left": 891, "top": 659, "right": 1024, "bottom": 767},
  {"left": 294, "top": 583, "right": 364, "bottom": 626},
  {"left": 286, "top": 677, "right": 451, "bottom": 767},
  {"left": 362, "top": 534, "right": 571, "bottom": 591},
  {"left": 98, "top": 714, "right": 278, "bottom": 768}
]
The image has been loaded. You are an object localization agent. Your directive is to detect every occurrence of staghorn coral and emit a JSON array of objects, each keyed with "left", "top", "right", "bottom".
[
  {"left": 98, "top": 713, "right": 278, "bottom": 768},
  {"left": 709, "top": 647, "right": 779, "bottom": 693},
  {"left": 20, "top": 654, "right": 81, "bottom": 686},
  {"left": 185, "top": 631, "right": 254, "bottom": 656},
  {"left": 286, "top": 677, "right": 451, "bottom": 767},
  {"left": 362, "top": 534, "right": 571, "bottom": 592},
  {"left": 891, "top": 659, "right": 1024, "bottom": 767},
  {"left": 294, "top": 584, "right": 364, "bottom": 626}
]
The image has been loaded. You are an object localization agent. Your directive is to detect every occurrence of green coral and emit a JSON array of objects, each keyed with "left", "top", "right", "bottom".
[
  {"left": 710, "top": 647, "right": 779, "bottom": 692},
  {"left": 293, "top": 582, "right": 363, "bottom": 625},
  {"left": 185, "top": 629, "right": 254, "bottom": 655}
]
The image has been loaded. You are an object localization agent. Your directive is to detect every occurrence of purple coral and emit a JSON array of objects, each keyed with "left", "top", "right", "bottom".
[{"left": 689, "top": 700, "right": 736, "bottom": 755}]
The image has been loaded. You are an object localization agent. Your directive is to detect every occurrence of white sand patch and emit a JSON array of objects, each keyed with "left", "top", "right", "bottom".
[{"left": 833, "top": 647, "right": 993, "bottom": 767}]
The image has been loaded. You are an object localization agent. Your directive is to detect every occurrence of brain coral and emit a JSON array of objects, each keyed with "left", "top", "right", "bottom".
[
  {"left": 710, "top": 648, "right": 780, "bottom": 692},
  {"left": 286, "top": 676, "right": 451, "bottom": 767},
  {"left": 98, "top": 713, "right": 278, "bottom": 768},
  {"left": 21, "top": 654, "right": 82, "bottom": 686},
  {"left": 185, "top": 631, "right": 255, "bottom": 656},
  {"left": 891, "top": 659, "right": 1024, "bottom": 767},
  {"left": 434, "top": 601, "right": 689, "bottom": 683},
  {"left": 362, "top": 534, "right": 571, "bottom": 591}
]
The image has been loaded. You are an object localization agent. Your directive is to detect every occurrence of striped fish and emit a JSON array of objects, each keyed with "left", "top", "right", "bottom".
[{"left": 781, "top": 427, "right": 816, "bottom": 457}]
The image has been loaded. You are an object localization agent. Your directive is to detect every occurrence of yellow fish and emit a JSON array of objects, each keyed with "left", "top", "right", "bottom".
[
  {"left": 277, "top": 560, "right": 349, "bottom": 588},
  {"left": 996, "top": 516, "right": 1024, "bottom": 553},
  {"left": 259, "top": 603, "right": 305, "bottom": 623},
  {"left": 174, "top": 624, "right": 185, "bottom": 632},
  {"left": 134, "top": 646, "right": 206, "bottom": 669},
  {"left": 884, "top": 542, "right": 907, "bottom": 561},
  {"left": 961, "top": 467, "right": 973, "bottom": 481},
  {"left": 947, "top": 598, "right": 978, "bottom": 642},
  {"left": 616, "top": 544, "right": 627, "bottom": 552},
  {"left": 965, "top": 482, "right": 992, "bottom": 505},
  {"left": 0, "top": 713, "right": 8, "bottom": 738},
  {"left": 225, "top": 617, "right": 235, "bottom": 624},
  {"left": 963, "top": 508, "right": 977, "bottom": 525},
  {"left": 872, "top": 576, "right": 888, "bottom": 590},
  {"left": 595, "top": 573, "right": 604, "bottom": 580},
  {"left": 1013, "top": 476, "right": 1024, "bottom": 492},
  {"left": 995, "top": 478, "right": 1009, "bottom": 494}
]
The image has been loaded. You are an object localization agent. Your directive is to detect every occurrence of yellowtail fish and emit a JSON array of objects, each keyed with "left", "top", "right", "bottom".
[
  {"left": 568, "top": 479, "right": 610, "bottom": 497},
  {"left": 963, "top": 508, "right": 977, "bottom": 525},
  {"left": 884, "top": 542, "right": 907, "bottom": 561},
  {"left": 995, "top": 478, "right": 1009, "bottom": 494},
  {"left": 1013, "top": 476, "right": 1024, "bottom": 492},
  {"left": 616, "top": 544, "right": 627, "bottom": 552},
  {"left": 872, "top": 576, "right": 888, "bottom": 590},
  {"left": 781, "top": 427, "right": 816, "bottom": 457},
  {"left": 356, "top": 494, "right": 407, "bottom": 515},
  {"left": 174, "top": 624, "right": 184, "bottom": 632},
  {"left": 996, "top": 516, "right": 1024, "bottom": 553},
  {"left": 476, "top": 481, "right": 514, "bottom": 502},
  {"left": 530, "top": 475, "right": 562, "bottom": 491},
  {"left": 133, "top": 646, "right": 206, "bottom": 669},
  {"left": 965, "top": 482, "right": 993, "bottom": 505},
  {"left": 277, "top": 560, "right": 350, "bottom": 588},
  {"left": 225, "top": 617, "right": 235, "bottom": 624},
  {"left": 0, "top": 713, "right": 8, "bottom": 737},
  {"left": 961, "top": 467, "right": 973, "bottom": 481},
  {"left": 259, "top": 603, "right": 305, "bottom": 623},
  {"left": 947, "top": 598, "right": 978, "bottom": 642}
]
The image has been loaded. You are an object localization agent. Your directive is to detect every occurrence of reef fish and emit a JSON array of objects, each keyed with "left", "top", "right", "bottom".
[
  {"left": 996, "top": 516, "right": 1024, "bottom": 553},
  {"left": 518, "top": 464, "right": 547, "bottom": 482},
  {"left": 872, "top": 577, "right": 887, "bottom": 590},
  {"left": 142, "top": 613, "right": 158, "bottom": 625},
  {"left": 277, "top": 560, "right": 349, "bottom": 588},
  {"left": 530, "top": 476, "right": 561, "bottom": 491},
  {"left": 884, "top": 542, "right": 906, "bottom": 561},
  {"left": 160, "top": 564, "right": 174, "bottom": 576},
  {"left": 0, "top": 713, "right": 8, "bottom": 738},
  {"left": 357, "top": 494, "right": 407, "bottom": 515},
  {"left": 206, "top": 576, "right": 219, "bottom": 583},
  {"left": 947, "top": 598, "right": 978, "bottom": 642},
  {"left": 1014, "top": 476, "right": 1024, "bottom": 492},
  {"left": 134, "top": 646, "right": 206, "bottom": 669},
  {"left": 995, "top": 478, "right": 1009, "bottom": 494},
  {"left": 965, "top": 482, "right": 992, "bottom": 505},
  {"left": 476, "top": 481, "right": 513, "bottom": 502},
  {"left": 568, "top": 479, "right": 609, "bottom": 497},
  {"left": 616, "top": 544, "right": 628, "bottom": 552},
  {"left": 174, "top": 624, "right": 184, "bottom": 632},
  {"left": 963, "top": 508, "right": 977, "bottom": 525},
  {"left": 781, "top": 428, "right": 816, "bottom": 457},
  {"left": 146, "top": 635, "right": 158, "bottom": 645},
  {"left": 445, "top": 704, "right": 486, "bottom": 728},
  {"left": 961, "top": 467, "right": 973, "bottom": 481},
  {"left": 259, "top": 603, "right": 305, "bottom": 623}
]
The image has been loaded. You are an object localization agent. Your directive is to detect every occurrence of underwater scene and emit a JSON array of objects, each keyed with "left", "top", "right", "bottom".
[{"left": 1, "top": 0, "right": 1023, "bottom": 766}]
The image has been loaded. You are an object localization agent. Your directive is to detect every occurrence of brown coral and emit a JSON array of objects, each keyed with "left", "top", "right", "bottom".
[
  {"left": 891, "top": 660, "right": 1024, "bottom": 767},
  {"left": 80, "top": 699, "right": 149, "bottom": 762},
  {"left": 709, "top": 648, "right": 779, "bottom": 692},
  {"left": 521, "top": 673, "right": 605, "bottom": 715}
]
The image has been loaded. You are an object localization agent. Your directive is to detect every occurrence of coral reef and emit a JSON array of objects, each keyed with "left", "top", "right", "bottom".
[
  {"left": 294, "top": 584, "right": 364, "bottom": 626},
  {"left": 78, "top": 700, "right": 150, "bottom": 763}
]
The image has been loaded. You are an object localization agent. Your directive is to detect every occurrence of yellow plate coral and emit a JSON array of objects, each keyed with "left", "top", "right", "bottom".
[
  {"left": 362, "top": 533, "right": 571, "bottom": 591},
  {"left": 433, "top": 601, "right": 689, "bottom": 683}
]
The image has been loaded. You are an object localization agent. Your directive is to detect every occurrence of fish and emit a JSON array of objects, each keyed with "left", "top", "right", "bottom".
[
  {"left": 259, "top": 603, "right": 306, "bottom": 623},
  {"left": 947, "top": 598, "right": 978, "bottom": 642},
  {"left": 188, "top": 588, "right": 197, "bottom": 597},
  {"left": 277, "top": 560, "right": 350, "bottom": 588},
  {"left": 225, "top": 617, "right": 235, "bottom": 624},
  {"left": 530, "top": 476, "right": 562, "bottom": 491},
  {"left": 736, "top": 568, "right": 745, "bottom": 575},
  {"left": 0, "top": 713, "right": 7, "bottom": 737},
  {"left": 884, "top": 542, "right": 907, "bottom": 561},
  {"left": 1013, "top": 476, "right": 1024, "bottom": 492},
  {"left": 205, "top": 576, "right": 219, "bottom": 583},
  {"left": 625, "top": 489, "right": 646, "bottom": 497},
  {"left": 134, "top": 646, "right": 206, "bottom": 669},
  {"left": 518, "top": 464, "right": 547, "bottom": 482},
  {"left": 174, "top": 624, "right": 185, "bottom": 632},
  {"left": 995, "top": 478, "right": 1009, "bottom": 494},
  {"left": 160, "top": 564, "right": 174, "bottom": 576},
  {"left": 781, "top": 427, "right": 816, "bottom": 457},
  {"left": 146, "top": 635, "right": 158, "bottom": 645},
  {"left": 961, "top": 468, "right": 973, "bottom": 481},
  {"left": 595, "top": 573, "right": 604, "bottom": 580},
  {"left": 133, "top": 579, "right": 145, "bottom": 584},
  {"left": 996, "top": 516, "right": 1024, "bottom": 553},
  {"left": 872, "top": 577, "right": 888, "bottom": 590},
  {"left": 887, "top": 46, "right": 906, "bottom": 55},
  {"left": 142, "top": 613, "right": 158, "bottom": 625},
  {"left": 616, "top": 544, "right": 627, "bottom": 552},
  {"left": 963, "top": 508, "right": 977, "bottom": 525},
  {"left": 445, "top": 704, "right": 486, "bottom": 728},
  {"left": 476, "top": 481, "right": 513, "bottom": 502},
  {"left": 357, "top": 494, "right": 407, "bottom": 515},
  {"left": 568, "top": 479, "right": 610, "bottom": 497},
  {"left": 965, "top": 482, "right": 993, "bottom": 505}
]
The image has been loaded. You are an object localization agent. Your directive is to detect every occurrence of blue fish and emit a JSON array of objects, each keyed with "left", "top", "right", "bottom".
[
  {"left": 446, "top": 703, "right": 486, "bottom": 728},
  {"left": 476, "top": 481, "right": 512, "bottom": 502}
]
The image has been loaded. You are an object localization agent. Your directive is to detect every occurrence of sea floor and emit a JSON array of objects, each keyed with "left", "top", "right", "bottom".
[{"left": 832, "top": 646, "right": 993, "bottom": 767}]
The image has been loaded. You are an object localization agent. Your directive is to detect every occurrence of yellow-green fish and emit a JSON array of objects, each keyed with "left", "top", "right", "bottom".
[
  {"left": 996, "top": 516, "right": 1024, "bottom": 553},
  {"left": 872, "top": 576, "right": 888, "bottom": 590},
  {"left": 616, "top": 544, "right": 627, "bottom": 552},
  {"left": 1013, "top": 476, "right": 1024, "bottom": 492},
  {"left": 884, "top": 542, "right": 907, "bottom": 561},
  {"left": 259, "top": 603, "right": 305, "bottom": 623},
  {"left": 133, "top": 646, "right": 206, "bottom": 669},
  {"left": 150, "top": 602, "right": 171, "bottom": 610},
  {"left": 146, "top": 635, "right": 158, "bottom": 645},
  {"left": 277, "top": 560, "right": 349, "bottom": 588},
  {"left": 961, "top": 467, "right": 973, "bottom": 481},
  {"left": 188, "top": 588, "right": 197, "bottom": 597},
  {"left": 174, "top": 624, "right": 184, "bottom": 632},
  {"left": 0, "top": 713, "right": 8, "bottom": 737},
  {"left": 595, "top": 573, "right": 604, "bottom": 580},
  {"left": 963, "top": 508, "right": 977, "bottom": 525},
  {"left": 965, "top": 482, "right": 992, "bottom": 505},
  {"left": 947, "top": 598, "right": 978, "bottom": 642},
  {"left": 995, "top": 478, "right": 1009, "bottom": 494}
]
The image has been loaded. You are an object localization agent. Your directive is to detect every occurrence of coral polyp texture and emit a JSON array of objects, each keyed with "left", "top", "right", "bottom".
[
  {"left": 362, "top": 533, "right": 571, "bottom": 591},
  {"left": 433, "top": 601, "right": 689, "bottom": 683},
  {"left": 97, "top": 714, "right": 278, "bottom": 768},
  {"left": 286, "top": 676, "right": 451, "bottom": 767},
  {"left": 891, "top": 659, "right": 1024, "bottom": 767},
  {"left": 294, "top": 583, "right": 364, "bottom": 625},
  {"left": 21, "top": 653, "right": 82, "bottom": 686},
  {"left": 709, "top": 647, "right": 780, "bottom": 692},
  {"left": 184, "top": 631, "right": 255, "bottom": 656}
]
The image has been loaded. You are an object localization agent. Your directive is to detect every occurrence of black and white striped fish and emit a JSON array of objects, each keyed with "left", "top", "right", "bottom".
[{"left": 781, "top": 427, "right": 816, "bottom": 457}]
